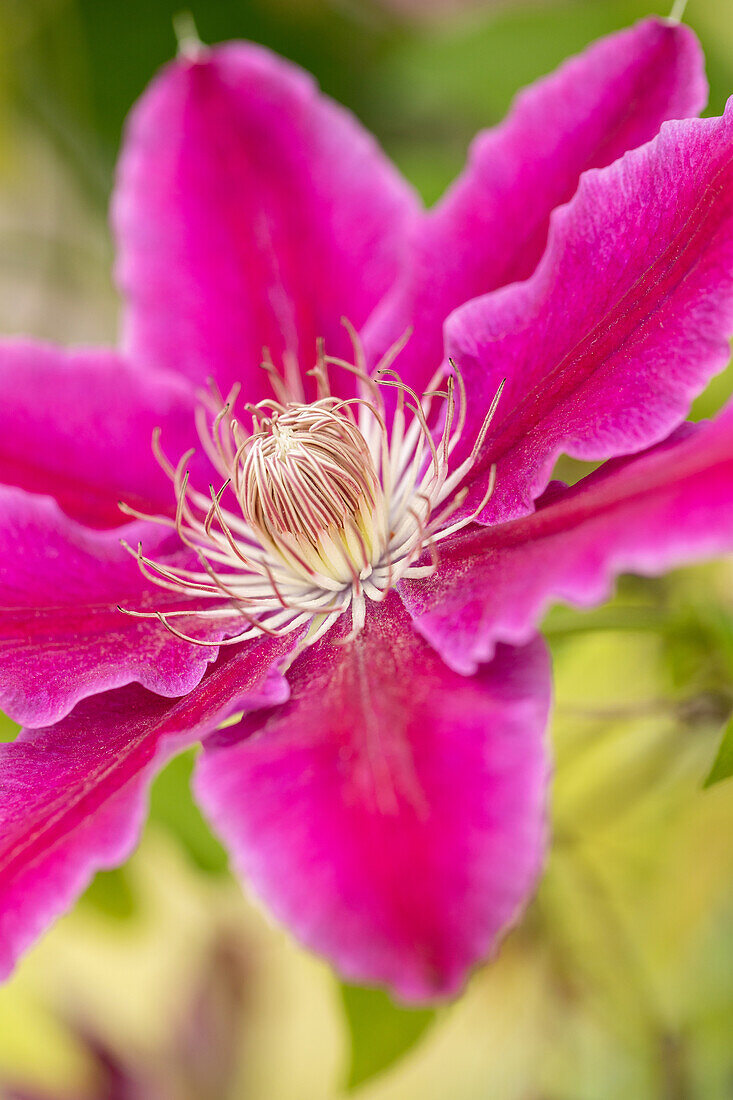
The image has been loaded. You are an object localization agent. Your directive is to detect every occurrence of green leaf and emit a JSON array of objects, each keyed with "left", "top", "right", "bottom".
[
  {"left": 81, "top": 865, "right": 137, "bottom": 919},
  {"left": 704, "top": 715, "right": 733, "bottom": 788},
  {"left": 148, "top": 748, "right": 228, "bottom": 874},
  {"left": 0, "top": 712, "right": 19, "bottom": 743},
  {"left": 339, "top": 982, "right": 435, "bottom": 1090}
]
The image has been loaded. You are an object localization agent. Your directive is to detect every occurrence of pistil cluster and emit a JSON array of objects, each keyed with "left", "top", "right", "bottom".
[{"left": 120, "top": 326, "right": 502, "bottom": 648}]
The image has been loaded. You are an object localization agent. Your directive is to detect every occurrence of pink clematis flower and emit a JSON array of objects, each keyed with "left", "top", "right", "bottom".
[{"left": 2, "top": 16, "right": 733, "bottom": 1003}]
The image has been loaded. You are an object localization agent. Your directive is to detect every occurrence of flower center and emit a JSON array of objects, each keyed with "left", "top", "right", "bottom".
[
  {"left": 239, "top": 404, "right": 387, "bottom": 588},
  {"left": 118, "top": 325, "right": 502, "bottom": 650}
]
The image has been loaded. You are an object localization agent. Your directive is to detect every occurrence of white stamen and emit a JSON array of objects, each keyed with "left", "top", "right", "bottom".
[{"left": 120, "top": 325, "right": 503, "bottom": 651}]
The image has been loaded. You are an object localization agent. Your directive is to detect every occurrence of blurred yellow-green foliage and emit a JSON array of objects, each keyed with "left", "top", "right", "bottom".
[{"left": 1, "top": 1, "right": 732, "bottom": 1097}]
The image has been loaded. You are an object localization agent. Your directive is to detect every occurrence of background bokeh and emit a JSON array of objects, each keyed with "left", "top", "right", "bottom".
[{"left": 1, "top": 1, "right": 733, "bottom": 1097}]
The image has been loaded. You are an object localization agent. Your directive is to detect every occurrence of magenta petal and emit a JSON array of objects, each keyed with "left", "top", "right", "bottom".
[
  {"left": 0, "top": 637, "right": 293, "bottom": 980},
  {"left": 447, "top": 101, "right": 733, "bottom": 523},
  {"left": 0, "top": 486, "right": 232, "bottom": 727},
  {"left": 0, "top": 340, "right": 200, "bottom": 528},
  {"left": 114, "top": 41, "right": 418, "bottom": 400},
  {"left": 401, "top": 406, "right": 733, "bottom": 675},
  {"left": 194, "top": 597, "right": 550, "bottom": 1002},
  {"left": 365, "top": 16, "right": 705, "bottom": 394}
]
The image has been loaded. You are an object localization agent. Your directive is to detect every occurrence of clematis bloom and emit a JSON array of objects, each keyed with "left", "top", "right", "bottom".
[{"left": 2, "top": 17, "right": 733, "bottom": 1002}]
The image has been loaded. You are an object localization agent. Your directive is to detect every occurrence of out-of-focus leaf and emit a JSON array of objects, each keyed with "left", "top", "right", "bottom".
[
  {"left": 690, "top": 355, "right": 733, "bottom": 420},
  {"left": 16, "top": 0, "right": 391, "bottom": 191},
  {"left": 0, "top": 712, "right": 19, "bottom": 743},
  {"left": 704, "top": 715, "right": 733, "bottom": 788},
  {"left": 81, "top": 866, "right": 137, "bottom": 920},
  {"left": 148, "top": 749, "right": 228, "bottom": 874},
  {"left": 662, "top": 599, "right": 733, "bottom": 694},
  {"left": 340, "top": 982, "right": 435, "bottom": 1089}
]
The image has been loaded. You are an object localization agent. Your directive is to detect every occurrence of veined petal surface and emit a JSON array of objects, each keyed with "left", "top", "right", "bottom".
[
  {"left": 0, "top": 637, "right": 294, "bottom": 980},
  {"left": 447, "top": 102, "right": 733, "bottom": 523},
  {"left": 114, "top": 42, "right": 419, "bottom": 400},
  {"left": 401, "top": 407, "right": 733, "bottom": 674},
  {"left": 365, "top": 16, "right": 706, "bottom": 395},
  {"left": 195, "top": 596, "right": 550, "bottom": 1003},
  {"left": 0, "top": 341, "right": 199, "bottom": 528},
  {"left": 0, "top": 487, "right": 232, "bottom": 727}
]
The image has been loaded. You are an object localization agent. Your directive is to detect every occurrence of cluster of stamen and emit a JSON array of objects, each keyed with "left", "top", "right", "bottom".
[
  {"left": 119, "top": 323, "right": 502, "bottom": 650},
  {"left": 240, "top": 402, "right": 385, "bottom": 589}
]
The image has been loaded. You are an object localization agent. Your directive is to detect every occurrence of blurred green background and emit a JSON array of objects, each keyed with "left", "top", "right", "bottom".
[{"left": 1, "top": 0, "right": 733, "bottom": 1097}]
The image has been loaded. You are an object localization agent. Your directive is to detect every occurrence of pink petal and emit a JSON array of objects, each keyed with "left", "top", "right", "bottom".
[
  {"left": 0, "top": 638, "right": 294, "bottom": 980},
  {"left": 194, "top": 596, "right": 550, "bottom": 1003},
  {"left": 447, "top": 101, "right": 733, "bottom": 523},
  {"left": 114, "top": 41, "right": 419, "bottom": 401},
  {"left": 0, "top": 340, "right": 200, "bottom": 528},
  {"left": 365, "top": 16, "right": 705, "bottom": 394},
  {"left": 0, "top": 486, "right": 234, "bottom": 728},
  {"left": 401, "top": 406, "right": 733, "bottom": 675}
]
